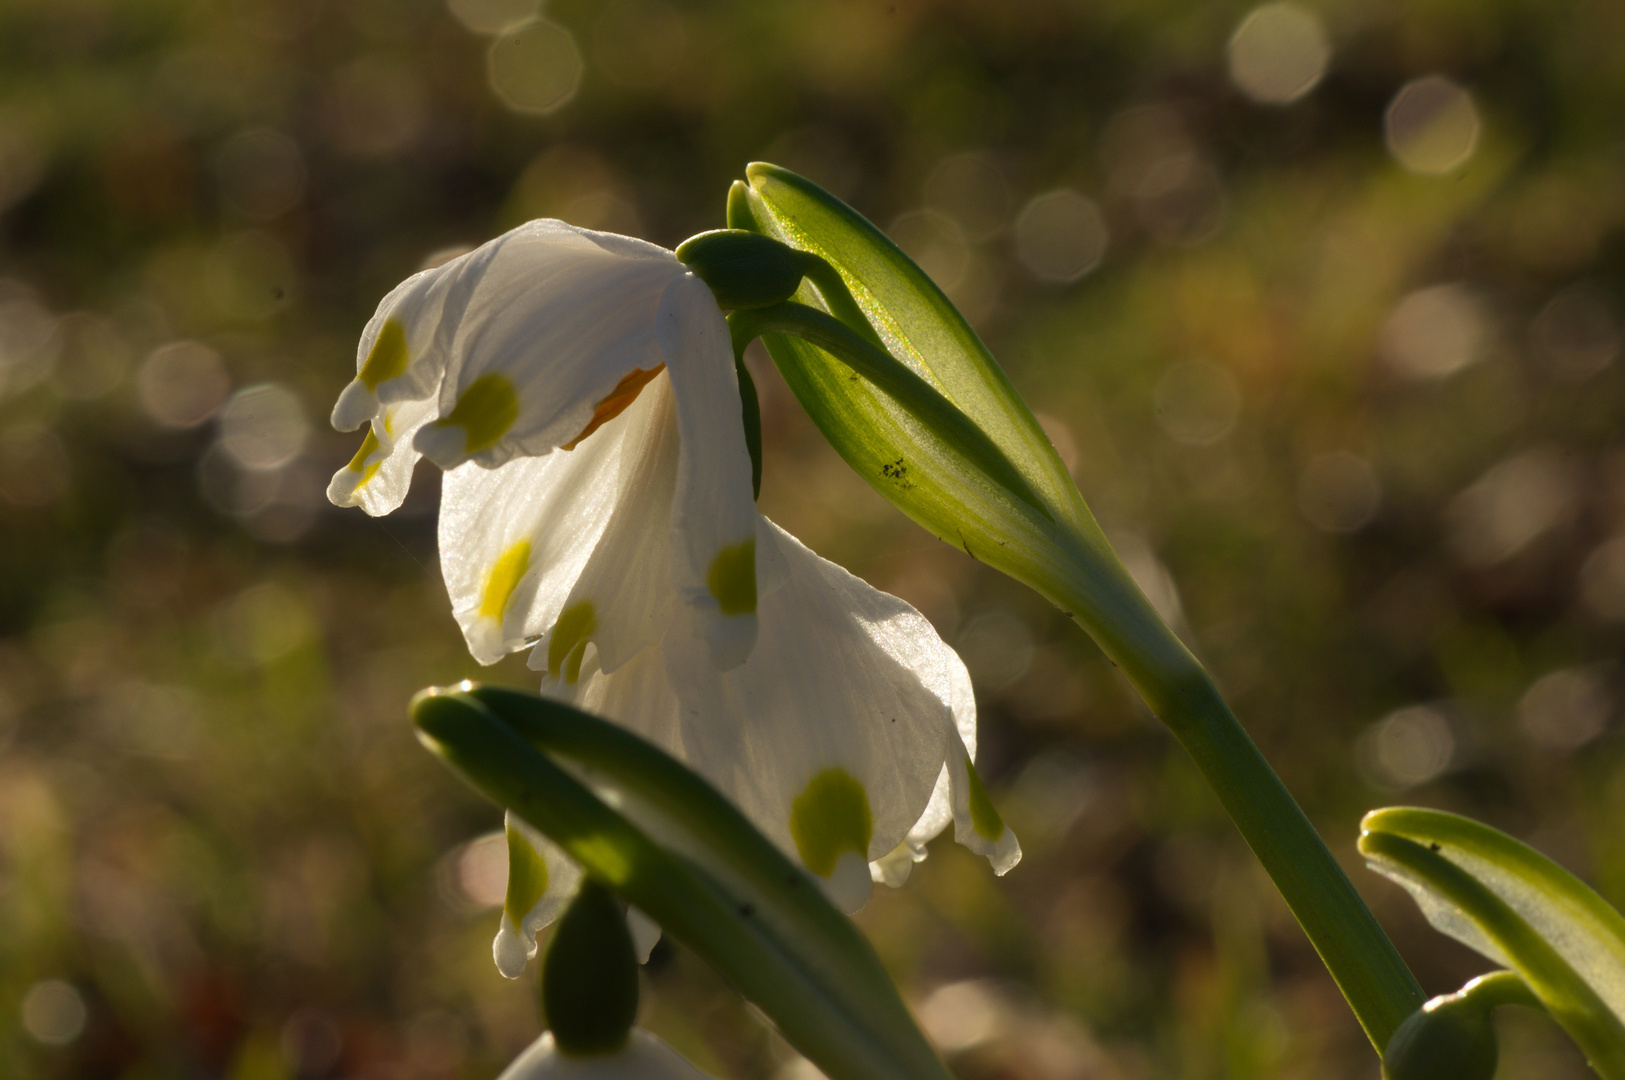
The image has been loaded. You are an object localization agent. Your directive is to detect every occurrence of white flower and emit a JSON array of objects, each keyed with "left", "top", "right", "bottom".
[
  {"left": 327, "top": 220, "right": 1019, "bottom": 974},
  {"left": 497, "top": 1031, "right": 718, "bottom": 1080},
  {"left": 329, "top": 220, "right": 759, "bottom": 668}
]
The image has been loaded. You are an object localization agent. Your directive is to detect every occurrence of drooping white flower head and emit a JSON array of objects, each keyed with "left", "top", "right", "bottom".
[
  {"left": 330, "top": 220, "right": 759, "bottom": 669},
  {"left": 497, "top": 1031, "right": 719, "bottom": 1080},
  {"left": 327, "top": 220, "right": 1019, "bottom": 976}
]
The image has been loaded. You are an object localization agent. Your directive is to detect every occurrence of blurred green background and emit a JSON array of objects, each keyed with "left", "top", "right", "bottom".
[{"left": 3, "top": 0, "right": 1624, "bottom": 1076}]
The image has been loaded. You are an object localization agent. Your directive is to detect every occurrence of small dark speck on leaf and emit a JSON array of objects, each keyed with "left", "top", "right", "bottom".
[
  {"left": 739, "top": 903, "right": 755, "bottom": 918},
  {"left": 1429, "top": 842, "right": 1441, "bottom": 852},
  {"left": 272, "top": 286, "right": 285, "bottom": 300}
]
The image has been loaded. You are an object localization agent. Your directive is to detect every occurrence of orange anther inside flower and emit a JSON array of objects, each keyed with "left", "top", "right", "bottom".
[{"left": 561, "top": 365, "right": 666, "bottom": 450}]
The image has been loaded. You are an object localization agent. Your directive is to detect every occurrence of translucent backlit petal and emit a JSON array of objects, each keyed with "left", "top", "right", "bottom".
[
  {"left": 529, "top": 377, "right": 681, "bottom": 685},
  {"left": 561, "top": 518, "right": 1009, "bottom": 907},
  {"left": 412, "top": 221, "right": 684, "bottom": 471},
  {"left": 326, "top": 396, "right": 436, "bottom": 516},
  {"left": 659, "top": 273, "right": 760, "bottom": 670},
  {"left": 496, "top": 1031, "right": 719, "bottom": 1080},
  {"left": 493, "top": 813, "right": 583, "bottom": 979}
]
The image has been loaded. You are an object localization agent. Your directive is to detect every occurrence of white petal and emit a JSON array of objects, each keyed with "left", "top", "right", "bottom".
[
  {"left": 326, "top": 397, "right": 436, "bottom": 516},
  {"left": 494, "top": 813, "right": 583, "bottom": 979},
  {"left": 659, "top": 273, "right": 760, "bottom": 671},
  {"left": 655, "top": 519, "right": 999, "bottom": 907},
  {"left": 626, "top": 907, "right": 662, "bottom": 964},
  {"left": 569, "top": 642, "right": 687, "bottom": 756},
  {"left": 947, "top": 735, "right": 1023, "bottom": 876},
  {"left": 497, "top": 1031, "right": 719, "bottom": 1079},
  {"left": 882, "top": 643, "right": 979, "bottom": 881},
  {"left": 438, "top": 392, "right": 656, "bottom": 664},
  {"left": 330, "top": 238, "right": 500, "bottom": 432},
  {"left": 527, "top": 377, "right": 680, "bottom": 687},
  {"left": 412, "top": 221, "right": 684, "bottom": 470}
]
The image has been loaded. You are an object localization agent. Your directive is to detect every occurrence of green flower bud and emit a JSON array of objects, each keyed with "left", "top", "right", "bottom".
[
  {"left": 674, "top": 229, "right": 814, "bottom": 310},
  {"left": 1383, "top": 994, "right": 1498, "bottom": 1080},
  {"left": 542, "top": 878, "right": 640, "bottom": 1057}
]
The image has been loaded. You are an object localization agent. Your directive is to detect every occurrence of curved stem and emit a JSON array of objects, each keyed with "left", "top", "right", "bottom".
[
  {"left": 1045, "top": 566, "right": 1427, "bottom": 1050},
  {"left": 1457, "top": 970, "right": 1544, "bottom": 1013},
  {"left": 1361, "top": 831, "right": 1625, "bottom": 1076}
]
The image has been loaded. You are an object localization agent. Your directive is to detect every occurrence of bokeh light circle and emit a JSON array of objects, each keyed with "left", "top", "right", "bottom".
[
  {"left": 22, "top": 980, "right": 86, "bottom": 1046},
  {"left": 139, "top": 341, "right": 230, "bottom": 428},
  {"left": 1013, "top": 189, "right": 1108, "bottom": 283},
  {"left": 1385, "top": 75, "right": 1480, "bottom": 175},
  {"left": 448, "top": 0, "right": 536, "bottom": 34},
  {"left": 1380, "top": 282, "right": 1486, "bottom": 380},
  {"left": 1227, "top": 3, "right": 1331, "bottom": 105},
  {"left": 1298, "top": 451, "right": 1381, "bottom": 533},
  {"left": 218, "top": 383, "right": 309, "bottom": 471},
  {"left": 488, "top": 19, "right": 583, "bottom": 116},
  {"left": 1154, "top": 360, "right": 1240, "bottom": 445}
]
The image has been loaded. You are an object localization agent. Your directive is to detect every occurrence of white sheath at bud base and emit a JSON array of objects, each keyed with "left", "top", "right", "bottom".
[
  {"left": 327, "top": 220, "right": 1019, "bottom": 977},
  {"left": 497, "top": 1032, "right": 718, "bottom": 1080}
]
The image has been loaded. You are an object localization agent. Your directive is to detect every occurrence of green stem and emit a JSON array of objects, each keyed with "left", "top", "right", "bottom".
[
  {"left": 1457, "top": 970, "right": 1544, "bottom": 1014},
  {"left": 1049, "top": 568, "right": 1426, "bottom": 1049}
]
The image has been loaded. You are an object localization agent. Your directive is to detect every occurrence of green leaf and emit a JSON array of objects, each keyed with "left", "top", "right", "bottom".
[
  {"left": 729, "top": 165, "right": 1151, "bottom": 648},
  {"left": 736, "top": 163, "right": 1075, "bottom": 507},
  {"left": 1360, "top": 807, "right": 1625, "bottom": 1078},
  {"left": 732, "top": 165, "right": 1429, "bottom": 1052},
  {"left": 727, "top": 301, "right": 1049, "bottom": 517},
  {"left": 412, "top": 685, "right": 954, "bottom": 1080}
]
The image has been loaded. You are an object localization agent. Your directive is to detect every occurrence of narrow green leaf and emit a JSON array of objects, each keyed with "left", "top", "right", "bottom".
[
  {"left": 466, "top": 683, "right": 926, "bottom": 1040},
  {"left": 1361, "top": 807, "right": 1625, "bottom": 1078},
  {"left": 412, "top": 686, "right": 953, "bottom": 1080},
  {"left": 728, "top": 301, "right": 1050, "bottom": 518},
  {"left": 737, "top": 163, "right": 1078, "bottom": 514},
  {"left": 727, "top": 171, "right": 1131, "bottom": 627}
]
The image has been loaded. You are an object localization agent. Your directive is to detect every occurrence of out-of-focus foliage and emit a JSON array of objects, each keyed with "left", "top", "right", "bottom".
[{"left": 2, "top": 0, "right": 1623, "bottom": 1078}]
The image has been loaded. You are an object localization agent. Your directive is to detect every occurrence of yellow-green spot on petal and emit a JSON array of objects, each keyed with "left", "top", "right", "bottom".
[
  {"left": 346, "top": 427, "right": 383, "bottom": 488},
  {"left": 504, "top": 820, "right": 550, "bottom": 925},
  {"left": 707, "top": 538, "right": 757, "bottom": 616},
  {"left": 433, "top": 372, "right": 519, "bottom": 455},
  {"left": 547, "top": 601, "right": 596, "bottom": 678},
  {"left": 479, "top": 541, "right": 531, "bottom": 621},
  {"left": 964, "top": 751, "right": 1005, "bottom": 842},
  {"left": 358, "top": 318, "right": 409, "bottom": 389},
  {"left": 789, "top": 768, "right": 872, "bottom": 878}
]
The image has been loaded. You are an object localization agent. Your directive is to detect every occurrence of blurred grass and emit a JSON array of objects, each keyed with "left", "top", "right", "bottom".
[{"left": 2, "top": 0, "right": 1624, "bottom": 1077}]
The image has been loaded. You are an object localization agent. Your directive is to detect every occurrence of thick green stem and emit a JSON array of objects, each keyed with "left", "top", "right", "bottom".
[
  {"left": 1050, "top": 570, "right": 1426, "bottom": 1050},
  {"left": 1166, "top": 670, "right": 1424, "bottom": 1046}
]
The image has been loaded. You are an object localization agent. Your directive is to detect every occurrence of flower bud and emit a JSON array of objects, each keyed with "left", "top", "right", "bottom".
[
  {"left": 1383, "top": 994, "right": 1498, "bottom": 1080},
  {"left": 542, "top": 878, "right": 640, "bottom": 1057},
  {"left": 675, "top": 229, "right": 814, "bottom": 310}
]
